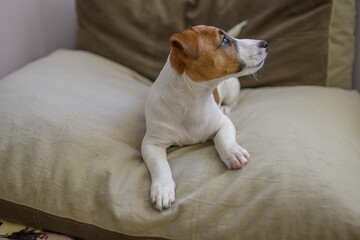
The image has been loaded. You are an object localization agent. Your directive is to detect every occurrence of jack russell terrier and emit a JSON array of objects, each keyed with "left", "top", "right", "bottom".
[{"left": 141, "top": 25, "right": 268, "bottom": 211}]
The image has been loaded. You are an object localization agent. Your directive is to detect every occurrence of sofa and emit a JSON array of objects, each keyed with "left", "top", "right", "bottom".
[{"left": 0, "top": 0, "right": 359, "bottom": 239}]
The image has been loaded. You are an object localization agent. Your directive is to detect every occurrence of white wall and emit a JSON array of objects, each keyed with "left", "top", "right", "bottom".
[{"left": 0, "top": 0, "right": 77, "bottom": 80}]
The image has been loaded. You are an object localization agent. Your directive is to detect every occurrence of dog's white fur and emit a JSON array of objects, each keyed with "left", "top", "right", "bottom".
[{"left": 142, "top": 26, "right": 267, "bottom": 211}]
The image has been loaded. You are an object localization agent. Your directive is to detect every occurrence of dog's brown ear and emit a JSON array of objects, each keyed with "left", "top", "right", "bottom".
[{"left": 170, "top": 29, "right": 200, "bottom": 74}]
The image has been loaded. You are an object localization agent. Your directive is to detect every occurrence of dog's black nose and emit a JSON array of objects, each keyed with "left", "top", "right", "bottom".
[{"left": 258, "top": 40, "right": 268, "bottom": 49}]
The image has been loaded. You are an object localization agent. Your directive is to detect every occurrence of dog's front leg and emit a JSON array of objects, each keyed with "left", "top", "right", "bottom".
[
  {"left": 213, "top": 116, "right": 250, "bottom": 169},
  {"left": 141, "top": 138, "right": 176, "bottom": 211}
]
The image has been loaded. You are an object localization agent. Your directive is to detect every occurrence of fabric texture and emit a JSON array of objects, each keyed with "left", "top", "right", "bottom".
[
  {"left": 0, "top": 50, "right": 360, "bottom": 240},
  {"left": 76, "top": 0, "right": 355, "bottom": 88}
]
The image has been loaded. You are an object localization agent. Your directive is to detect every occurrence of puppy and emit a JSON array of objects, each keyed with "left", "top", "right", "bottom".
[{"left": 141, "top": 25, "right": 268, "bottom": 211}]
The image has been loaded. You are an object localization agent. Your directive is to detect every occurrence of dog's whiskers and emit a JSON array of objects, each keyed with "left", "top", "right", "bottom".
[
  {"left": 249, "top": 73, "right": 259, "bottom": 82},
  {"left": 249, "top": 65, "right": 266, "bottom": 82}
]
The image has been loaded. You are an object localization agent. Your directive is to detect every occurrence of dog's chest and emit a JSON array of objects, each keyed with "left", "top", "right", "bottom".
[
  {"left": 173, "top": 108, "right": 221, "bottom": 146},
  {"left": 175, "top": 123, "right": 215, "bottom": 146}
]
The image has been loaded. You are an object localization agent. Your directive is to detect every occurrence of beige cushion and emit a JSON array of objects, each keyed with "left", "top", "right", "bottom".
[
  {"left": 76, "top": 0, "right": 355, "bottom": 88},
  {"left": 0, "top": 50, "right": 360, "bottom": 239}
]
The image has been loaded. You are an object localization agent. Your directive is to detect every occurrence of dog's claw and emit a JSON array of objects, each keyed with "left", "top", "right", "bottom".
[
  {"left": 220, "top": 143, "right": 250, "bottom": 170},
  {"left": 150, "top": 180, "right": 176, "bottom": 211}
]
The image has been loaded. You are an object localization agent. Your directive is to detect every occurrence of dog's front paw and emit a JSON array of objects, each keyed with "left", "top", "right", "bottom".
[
  {"left": 219, "top": 143, "right": 250, "bottom": 170},
  {"left": 150, "top": 180, "right": 176, "bottom": 211}
]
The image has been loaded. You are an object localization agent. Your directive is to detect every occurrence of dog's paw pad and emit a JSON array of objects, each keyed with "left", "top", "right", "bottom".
[{"left": 150, "top": 181, "right": 176, "bottom": 211}]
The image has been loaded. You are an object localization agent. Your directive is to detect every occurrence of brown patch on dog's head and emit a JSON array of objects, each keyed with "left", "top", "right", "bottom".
[
  {"left": 169, "top": 26, "right": 244, "bottom": 82},
  {"left": 169, "top": 29, "right": 200, "bottom": 75}
]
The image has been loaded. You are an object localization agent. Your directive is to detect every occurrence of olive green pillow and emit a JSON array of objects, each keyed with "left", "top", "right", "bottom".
[{"left": 76, "top": 0, "right": 355, "bottom": 88}]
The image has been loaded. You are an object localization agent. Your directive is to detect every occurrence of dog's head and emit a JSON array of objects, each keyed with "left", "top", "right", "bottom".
[{"left": 169, "top": 25, "right": 267, "bottom": 82}]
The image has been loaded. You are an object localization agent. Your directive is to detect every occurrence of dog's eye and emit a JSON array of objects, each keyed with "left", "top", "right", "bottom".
[{"left": 222, "top": 35, "right": 231, "bottom": 47}]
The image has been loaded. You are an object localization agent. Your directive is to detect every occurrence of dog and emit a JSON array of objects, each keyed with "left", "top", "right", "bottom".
[{"left": 141, "top": 25, "right": 268, "bottom": 211}]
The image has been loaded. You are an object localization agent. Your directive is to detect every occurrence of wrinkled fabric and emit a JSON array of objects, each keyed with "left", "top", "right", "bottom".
[{"left": 0, "top": 50, "right": 359, "bottom": 240}]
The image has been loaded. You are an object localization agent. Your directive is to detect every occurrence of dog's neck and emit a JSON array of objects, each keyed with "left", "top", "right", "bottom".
[{"left": 155, "top": 57, "right": 223, "bottom": 107}]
